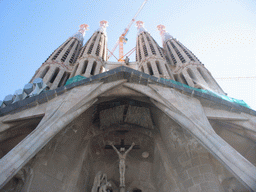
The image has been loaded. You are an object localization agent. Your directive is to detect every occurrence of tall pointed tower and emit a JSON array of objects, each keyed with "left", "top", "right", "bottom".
[
  {"left": 157, "top": 25, "right": 225, "bottom": 95},
  {"left": 70, "top": 20, "right": 108, "bottom": 78},
  {"left": 31, "top": 24, "right": 89, "bottom": 89},
  {"left": 136, "top": 21, "right": 174, "bottom": 79},
  {"left": 0, "top": 20, "right": 256, "bottom": 192}
]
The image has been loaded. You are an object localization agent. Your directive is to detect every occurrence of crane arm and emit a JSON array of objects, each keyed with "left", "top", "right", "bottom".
[
  {"left": 108, "top": 0, "right": 148, "bottom": 60},
  {"left": 122, "top": 0, "right": 148, "bottom": 37}
]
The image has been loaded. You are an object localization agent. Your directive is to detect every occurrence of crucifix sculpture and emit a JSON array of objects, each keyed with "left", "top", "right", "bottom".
[{"left": 105, "top": 138, "right": 139, "bottom": 188}]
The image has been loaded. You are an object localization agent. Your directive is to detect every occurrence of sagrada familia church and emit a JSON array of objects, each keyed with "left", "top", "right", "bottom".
[{"left": 0, "top": 19, "right": 256, "bottom": 192}]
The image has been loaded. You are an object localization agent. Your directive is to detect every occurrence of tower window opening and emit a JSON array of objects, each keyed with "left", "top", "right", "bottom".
[
  {"left": 149, "top": 43, "right": 156, "bottom": 55},
  {"left": 141, "top": 35, "right": 145, "bottom": 43},
  {"left": 69, "top": 43, "right": 80, "bottom": 64},
  {"left": 147, "top": 62, "right": 154, "bottom": 75},
  {"left": 170, "top": 42, "right": 186, "bottom": 63},
  {"left": 52, "top": 39, "right": 71, "bottom": 60},
  {"left": 91, "top": 61, "right": 97, "bottom": 75},
  {"left": 87, "top": 43, "right": 94, "bottom": 54},
  {"left": 152, "top": 38, "right": 164, "bottom": 58},
  {"left": 167, "top": 43, "right": 177, "bottom": 65},
  {"left": 180, "top": 73, "right": 188, "bottom": 85},
  {"left": 143, "top": 45, "right": 148, "bottom": 57},
  {"left": 141, "top": 66, "right": 144, "bottom": 72},
  {"left": 102, "top": 38, "right": 106, "bottom": 60},
  {"left": 187, "top": 68, "right": 196, "bottom": 81},
  {"left": 93, "top": 34, "right": 97, "bottom": 41},
  {"left": 198, "top": 67, "right": 210, "bottom": 83},
  {"left": 137, "top": 38, "right": 142, "bottom": 61},
  {"left": 40, "top": 66, "right": 50, "bottom": 79},
  {"left": 95, "top": 36, "right": 102, "bottom": 56},
  {"left": 49, "top": 67, "right": 60, "bottom": 83},
  {"left": 174, "top": 74, "right": 179, "bottom": 82},
  {"left": 61, "top": 41, "right": 75, "bottom": 62},
  {"left": 82, "top": 60, "right": 88, "bottom": 74},
  {"left": 176, "top": 41, "right": 195, "bottom": 61},
  {"left": 156, "top": 61, "right": 162, "bottom": 75},
  {"left": 138, "top": 48, "right": 142, "bottom": 61},
  {"left": 79, "top": 36, "right": 92, "bottom": 58},
  {"left": 157, "top": 46, "right": 164, "bottom": 57},
  {"left": 58, "top": 72, "right": 70, "bottom": 87}
]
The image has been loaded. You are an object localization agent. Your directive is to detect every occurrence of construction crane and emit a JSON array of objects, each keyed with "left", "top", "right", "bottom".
[{"left": 108, "top": 0, "right": 148, "bottom": 62}]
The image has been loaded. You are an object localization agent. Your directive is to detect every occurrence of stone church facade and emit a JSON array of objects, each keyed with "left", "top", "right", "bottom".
[{"left": 0, "top": 21, "right": 256, "bottom": 192}]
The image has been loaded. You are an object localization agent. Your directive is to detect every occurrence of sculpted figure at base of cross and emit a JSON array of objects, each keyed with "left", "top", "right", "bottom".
[{"left": 91, "top": 171, "right": 112, "bottom": 192}]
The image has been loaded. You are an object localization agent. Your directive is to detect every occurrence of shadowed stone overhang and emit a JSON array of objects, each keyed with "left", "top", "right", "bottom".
[{"left": 1, "top": 66, "right": 255, "bottom": 117}]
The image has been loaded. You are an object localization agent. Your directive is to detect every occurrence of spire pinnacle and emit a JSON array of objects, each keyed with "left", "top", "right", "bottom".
[
  {"left": 98, "top": 20, "right": 108, "bottom": 35},
  {"left": 78, "top": 24, "right": 89, "bottom": 37},
  {"left": 157, "top": 24, "right": 173, "bottom": 44},
  {"left": 136, "top": 21, "right": 147, "bottom": 34},
  {"left": 73, "top": 24, "right": 89, "bottom": 42}
]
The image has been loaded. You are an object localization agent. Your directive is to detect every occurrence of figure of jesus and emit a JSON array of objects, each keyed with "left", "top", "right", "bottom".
[{"left": 110, "top": 142, "right": 135, "bottom": 187}]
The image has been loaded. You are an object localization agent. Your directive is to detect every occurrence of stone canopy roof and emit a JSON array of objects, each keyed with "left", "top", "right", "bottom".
[{"left": 1, "top": 66, "right": 255, "bottom": 117}]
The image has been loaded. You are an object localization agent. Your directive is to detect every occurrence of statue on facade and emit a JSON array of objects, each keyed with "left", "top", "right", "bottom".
[
  {"left": 91, "top": 171, "right": 112, "bottom": 192},
  {"left": 110, "top": 142, "right": 135, "bottom": 187}
]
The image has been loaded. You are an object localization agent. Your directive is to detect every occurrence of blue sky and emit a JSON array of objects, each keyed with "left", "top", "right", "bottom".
[{"left": 0, "top": 0, "right": 256, "bottom": 109}]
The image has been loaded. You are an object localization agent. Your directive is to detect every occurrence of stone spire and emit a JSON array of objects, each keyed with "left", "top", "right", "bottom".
[
  {"left": 135, "top": 21, "right": 174, "bottom": 79},
  {"left": 98, "top": 20, "right": 108, "bottom": 35},
  {"left": 30, "top": 24, "right": 88, "bottom": 90},
  {"left": 70, "top": 20, "right": 108, "bottom": 78},
  {"left": 136, "top": 21, "right": 147, "bottom": 34},
  {"left": 72, "top": 24, "right": 89, "bottom": 43},
  {"left": 157, "top": 25, "right": 173, "bottom": 44},
  {"left": 157, "top": 24, "right": 225, "bottom": 95}
]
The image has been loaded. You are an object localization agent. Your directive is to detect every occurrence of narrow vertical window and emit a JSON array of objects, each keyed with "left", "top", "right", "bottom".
[
  {"left": 82, "top": 60, "right": 88, "bottom": 74},
  {"left": 147, "top": 62, "right": 153, "bottom": 75},
  {"left": 155, "top": 61, "right": 162, "bottom": 75},
  {"left": 49, "top": 68, "right": 60, "bottom": 83},
  {"left": 91, "top": 61, "right": 97, "bottom": 75},
  {"left": 187, "top": 68, "right": 196, "bottom": 80},
  {"left": 197, "top": 67, "right": 209, "bottom": 83},
  {"left": 40, "top": 66, "right": 50, "bottom": 79}
]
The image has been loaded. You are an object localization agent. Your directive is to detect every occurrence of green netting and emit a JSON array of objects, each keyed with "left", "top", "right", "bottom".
[
  {"left": 160, "top": 78, "right": 251, "bottom": 109},
  {"left": 65, "top": 75, "right": 87, "bottom": 86}
]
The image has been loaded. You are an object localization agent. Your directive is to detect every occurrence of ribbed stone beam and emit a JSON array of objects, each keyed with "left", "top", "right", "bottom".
[
  {"left": 0, "top": 80, "right": 127, "bottom": 188},
  {"left": 123, "top": 83, "right": 256, "bottom": 191}
]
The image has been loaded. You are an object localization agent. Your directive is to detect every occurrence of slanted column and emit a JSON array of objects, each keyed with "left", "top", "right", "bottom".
[
  {"left": 51, "top": 69, "right": 65, "bottom": 89},
  {"left": 43, "top": 66, "right": 58, "bottom": 84},
  {"left": 149, "top": 85, "right": 256, "bottom": 191}
]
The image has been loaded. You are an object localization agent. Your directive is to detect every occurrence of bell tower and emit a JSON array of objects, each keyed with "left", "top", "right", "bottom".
[
  {"left": 157, "top": 24, "right": 225, "bottom": 94},
  {"left": 30, "top": 24, "right": 88, "bottom": 90},
  {"left": 136, "top": 21, "right": 173, "bottom": 79},
  {"left": 70, "top": 20, "right": 108, "bottom": 78}
]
